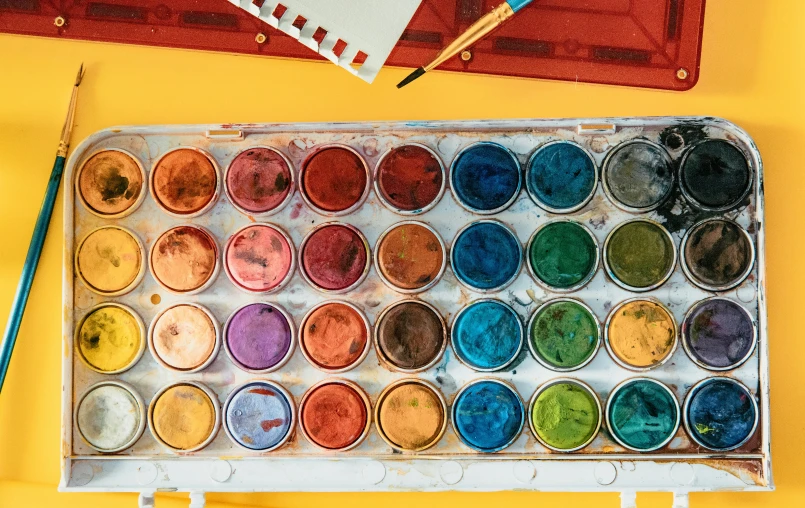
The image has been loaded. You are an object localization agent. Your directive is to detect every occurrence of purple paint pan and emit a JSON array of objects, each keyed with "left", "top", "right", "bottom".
[{"left": 223, "top": 303, "right": 295, "bottom": 373}]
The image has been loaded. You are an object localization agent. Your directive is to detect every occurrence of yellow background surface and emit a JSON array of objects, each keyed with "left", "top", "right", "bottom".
[{"left": 1, "top": 0, "right": 803, "bottom": 506}]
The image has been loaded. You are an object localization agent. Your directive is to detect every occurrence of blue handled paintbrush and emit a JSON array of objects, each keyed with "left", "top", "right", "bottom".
[
  {"left": 397, "top": 0, "right": 533, "bottom": 88},
  {"left": 0, "top": 64, "right": 85, "bottom": 393}
]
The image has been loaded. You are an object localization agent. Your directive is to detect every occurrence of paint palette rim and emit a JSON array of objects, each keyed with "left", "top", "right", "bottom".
[{"left": 60, "top": 117, "right": 771, "bottom": 495}]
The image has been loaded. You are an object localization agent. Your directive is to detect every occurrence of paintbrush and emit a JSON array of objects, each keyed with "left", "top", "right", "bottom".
[
  {"left": 0, "top": 64, "right": 85, "bottom": 393},
  {"left": 397, "top": 0, "right": 533, "bottom": 88}
]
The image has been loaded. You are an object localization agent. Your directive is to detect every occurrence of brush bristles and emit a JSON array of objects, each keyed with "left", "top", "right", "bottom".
[
  {"left": 397, "top": 67, "right": 426, "bottom": 89},
  {"left": 75, "top": 63, "right": 85, "bottom": 86}
]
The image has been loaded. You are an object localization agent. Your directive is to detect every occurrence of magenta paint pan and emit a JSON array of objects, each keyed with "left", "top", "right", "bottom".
[
  {"left": 223, "top": 223, "right": 295, "bottom": 294},
  {"left": 225, "top": 147, "right": 295, "bottom": 216},
  {"left": 299, "top": 222, "right": 370, "bottom": 293}
]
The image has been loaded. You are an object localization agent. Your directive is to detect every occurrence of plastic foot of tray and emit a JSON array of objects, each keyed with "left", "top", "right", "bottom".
[
  {"left": 138, "top": 491, "right": 155, "bottom": 508},
  {"left": 673, "top": 492, "right": 690, "bottom": 508},
  {"left": 189, "top": 491, "right": 206, "bottom": 508},
  {"left": 620, "top": 491, "right": 637, "bottom": 508}
]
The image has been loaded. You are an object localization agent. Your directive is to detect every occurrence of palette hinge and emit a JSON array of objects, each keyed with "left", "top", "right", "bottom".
[
  {"left": 205, "top": 130, "right": 244, "bottom": 140},
  {"left": 577, "top": 123, "right": 617, "bottom": 134}
]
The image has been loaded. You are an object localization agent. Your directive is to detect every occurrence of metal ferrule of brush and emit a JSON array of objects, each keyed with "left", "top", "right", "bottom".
[{"left": 424, "top": 2, "right": 515, "bottom": 72}]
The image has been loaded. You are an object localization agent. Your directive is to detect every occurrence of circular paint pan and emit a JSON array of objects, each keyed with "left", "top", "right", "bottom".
[
  {"left": 374, "top": 143, "right": 446, "bottom": 214},
  {"left": 298, "top": 379, "right": 371, "bottom": 452},
  {"left": 449, "top": 141, "right": 521, "bottom": 214},
  {"left": 223, "top": 302, "right": 296, "bottom": 373},
  {"left": 605, "top": 298, "right": 678, "bottom": 371},
  {"left": 298, "top": 300, "right": 371, "bottom": 373},
  {"left": 75, "top": 380, "right": 146, "bottom": 453},
  {"left": 679, "top": 139, "right": 753, "bottom": 212},
  {"left": 150, "top": 147, "right": 220, "bottom": 218},
  {"left": 680, "top": 218, "right": 755, "bottom": 291},
  {"left": 528, "top": 378, "right": 602, "bottom": 452},
  {"left": 75, "top": 225, "right": 145, "bottom": 296},
  {"left": 374, "top": 299, "right": 447, "bottom": 373},
  {"left": 149, "top": 225, "right": 220, "bottom": 295},
  {"left": 683, "top": 377, "right": 759, "bottom": 451},
  {"left": 76, "top": 148, "right": 147, "bottom": 218},
  {"left": 223, "top": 380, "right": 296, "bottom": 452},
  {"left": 75, "top": 302, "right": 146, "bottom": 374},
  {"left": 299, "top": 222, "right": 370, "bottom": 293},
  {"left": 223, "top": 223, "right": 296, "bottom": 294},
  {"left": 148, "top": 303, "right": 220, "bottom": 373},
  {"left": 606, "top": 378, "right": 680, "bottom": 452},
  {"left": 148, "top": 381, "right": 221, "bottom": 453},
  {"left": 603, "top": 218, "right": 677, "bottom": 292},
  {"left": 374, "top": 221, "right": 447, "bottom": 293},
  {"left": 225, "top": 146, "right": 295, "bottom": 216},
  {"left": 451, "top": 220, "right": 523, "bottom": 293},
  {"left": 681, "top": 297, "right": 757, "bottom": 371},
  {"left": 375, "top": 378, "right": 447, "bottom": 452},
  {"left": 526, "top": 141, "right": 598, "bottom": 214},
  {"left": 299, "top": 144, "right": 370, "bottom": 216},
  {"left": 602, "top": 140, "right": 674, "bottom": 213},
  {"left": 526, "top": 220, "right": 599, "bottom": 292},
  {"left": 527, "top": 298, "right": 601, "bottom": 372},
  {"left": 451, "top": 299, "right": 523, "bottom": 372},
  {"left": 451, "top": 379, "right": 525, "bottom": 453}
]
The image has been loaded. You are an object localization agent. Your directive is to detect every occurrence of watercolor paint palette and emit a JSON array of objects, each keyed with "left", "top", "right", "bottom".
[{"left": 60, "top": 118, "right": 770, "bottom": 499}]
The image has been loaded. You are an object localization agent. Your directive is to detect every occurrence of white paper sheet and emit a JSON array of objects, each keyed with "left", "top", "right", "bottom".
[{"left": 229, "top": 0, "right": 422, "bottom": 83}]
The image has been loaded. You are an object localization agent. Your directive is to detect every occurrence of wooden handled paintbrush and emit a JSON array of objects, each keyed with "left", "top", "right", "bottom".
[
  {"left": 397, "top": 0, "right": 533, "bottom": 88},
  {"left": 0, "top": 64, "right": 85, "bottom": 393}
]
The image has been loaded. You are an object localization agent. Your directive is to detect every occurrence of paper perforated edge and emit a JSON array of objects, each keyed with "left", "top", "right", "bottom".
[{"left": 229, "top": 0, "right": 422, "bottom": 83}]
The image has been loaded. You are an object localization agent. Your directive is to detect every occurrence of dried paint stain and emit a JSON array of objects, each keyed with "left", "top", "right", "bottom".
[
  {"left": 226, "top": 225, "right": 292, "bottom": 292},
  {"left": 377, "top": 144, "right": 443, "bottom": 211},
  {"left": 377, "top": 223, "right": 444, "bottom": 290},
  {"left": 77, "top": 227, "right": 142, "bottom": 293},
  {"left": 530, "top": 300, "right": 598, "bottom": 369},
  {"left": 377, "top": 302, "right": 444, "bottom": 370},
  {"left": 152, "top": 384, "right": 216, "bottom": 450},
  {"left": 77, "top": 384, "right": 140, "bottom": 451},
  {"left": 226, "top": 382, "right": 292, "bottom": 450},
  {"left": 527, "top": 142, "right": 596, "bottom": 211},
  {"left": 78, "top": 150, "right": 143, "bottom": 215},
  {"left": 226, "top": 303, "right": 292, "bottom": 371},
  {"left": 302, "top": 303, "right": 367, "bottom": 370},
  {"left": 606, "top": 221, "right": 674, "bottom": 289},
  {"left": 604, "top": 141, "right": 673, "bottom": 210},
  {"left": 607, "top": 300, "right": 675, "bottom": 368},
  {"left": 452, "top": 222, "right": 521, "bottom": 290},
  {"left": 680, "top": 139, "right": 751, "bottom": 210},
  {"left": 302, "top": 147, "right": 366, "bottom": 212},
  {"left": 227, "top": 148, "right": 292, "bottom": 213},
  {"left": 451, "top": 143, "right": 520, "bottom": 212},
  {"left": 684, "top": 219, "right": 752, "bottom": 288},
  {"left": 301, "top": 225, "right": 367, "bottom": 290},
  {"left": 79, "top": 306, "right": 141, "bottom": 372},
  {"left": 301, "top": 383, "right": 366, "bottom": 450},
  {"left": 531, "top": 382, "right": 599, "bottom": 450},
  {"left": 452, "top": 300, "right": 521, "bottom": 370},
  {"left": 378, "top": 382, "right": 444, "bottom": 450},
  {"left": 453, "top": 381, "right": 523, "bottom": 452},
  {"left": 684, "top": 298, "right": 755, "bottom": 369},
  {"left": 152, "top": 305, "right": 216, "bottom": 370},
  {"left": 151, "top": 226, "right": 217, "bottom": 292},
  {"left": 152, "top": 148, "right": 217, "bottom": 214},
  {"left": 529, "top": 221, "right": 596, "bottom": 289},
  {"left": 608, "top": 380, "right": 678, "bottom": 450}
]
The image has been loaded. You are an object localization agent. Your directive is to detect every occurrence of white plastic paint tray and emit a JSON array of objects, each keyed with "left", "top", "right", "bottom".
[{"left": 60, "top": 118, "right": 770, "bottom": 505}]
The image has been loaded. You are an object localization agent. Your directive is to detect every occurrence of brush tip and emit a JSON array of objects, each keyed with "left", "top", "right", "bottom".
[
  {"left": 75, "top": 63, "right": 85, "bottom": 86},
  {"left": 397, "top": 67, "right": 426, "bottom": 89}
]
